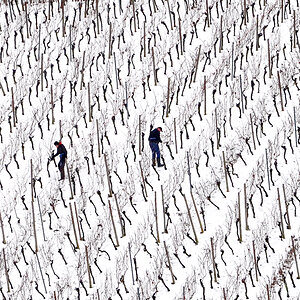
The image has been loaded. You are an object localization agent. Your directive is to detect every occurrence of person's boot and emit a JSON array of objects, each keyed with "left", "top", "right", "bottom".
[
  {"left": 152, "top": 158, "right": 156, "bottom": 166},
  {"left": 59, "top": 167, "right": 65, "bottom": 181},
  {"left": 157, "top": 157, "right": 164, "bottom": 167}
]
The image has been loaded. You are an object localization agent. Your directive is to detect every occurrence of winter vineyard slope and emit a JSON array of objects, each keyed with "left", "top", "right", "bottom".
[{"left": 0, "top": 0, "right": 300, "bottom": 299}]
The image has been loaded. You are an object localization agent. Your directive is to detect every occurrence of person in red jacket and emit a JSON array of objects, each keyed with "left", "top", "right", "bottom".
[
  {"left": 148, "top": 127, "right": 164, "bottom": 167},
  {"left": 52, "top": 141, "right": 68, "bottom": 180}
]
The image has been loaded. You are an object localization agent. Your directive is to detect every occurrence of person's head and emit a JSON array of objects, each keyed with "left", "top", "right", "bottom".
[
  {"left": 157, "top": 127, "right": 162, "bottom": 132},
  {"left": 54, "top": 141, "right": 59, "bottom": 148}
]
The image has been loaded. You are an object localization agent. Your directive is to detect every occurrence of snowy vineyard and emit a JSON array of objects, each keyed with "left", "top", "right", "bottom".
[{"left": 0, "top": 0, "right": 300, "bottom": 299}]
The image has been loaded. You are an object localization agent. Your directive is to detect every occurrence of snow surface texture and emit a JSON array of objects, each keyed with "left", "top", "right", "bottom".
[{"left": 0, "top": 0, "right": 300, "bottom": 299}]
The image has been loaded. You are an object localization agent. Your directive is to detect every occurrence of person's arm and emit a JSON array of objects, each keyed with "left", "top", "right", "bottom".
[
  {"left": 157, "top": 131, "right": 162, "bottom": 143},
  {"left": 52, "top": 146, "right": 62, "bottom": 158}
]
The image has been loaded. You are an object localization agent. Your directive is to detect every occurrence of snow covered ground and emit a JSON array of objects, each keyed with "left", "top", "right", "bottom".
[{"left": 0, "top": 0, "right": 300, "bottom": 299}]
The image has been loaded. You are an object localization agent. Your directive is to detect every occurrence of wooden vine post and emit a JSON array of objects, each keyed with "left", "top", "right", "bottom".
[
  {"left": 244, "top": 183, "right": 249, "bottom": 230},
  {"left": 31, "top": 159, "right": 34, "bottom": 202},
  {"left": 154, "top": 191, "right": 160, "bottom": 243},
  {"left": 267, "top": 284, "right": 270, "bottom": 300},
  {"left": 11, "top": 87, "right": 16, "bottom": 128},
  {"left": 166, "top": 78, "right": 170, "bottom": 117},
  {"left": 231, "top": 42, "right": 234, "bottom": 80},
  {"left": 61, "top": 0, "right": 65, "bottom": 37},
  {"left": 70, "top": 25, "right": 72, "bottom": 62},
  {"left": 215, "top": 108, "right": 219, "bottom": 149},
  {"left": 113, "top": 52, "right": 119, "bottom": 90},
  {"left": 219, "top": 16, "right": 223, "bottom": 53},
  {"left": 108, "top": 199, "right": 120, "bottom": 247},
  {"left": 138, "top": 115, "right": 141, "bottom": 155},
  {"left": 152, "top": 47, "right": 157, "bottom": 86},
  {"left": 41, "top": 53, "right": 43, "bottom": 91},
  {"left": 265, "top": 148, "right": 271, "bottom": 190},
  {"left": 291, "top": 235, "right": 300, "bottom": 279},
  {"left": 267, "top": 40, "right": 272, "bottom": 78},
  {"left": 294, "top": 107, "right": 298, "bottom": 147},
  {"left": 25, "top": 1, "right": 29, "bottom": 38},
  {"left": 59, "top": 120, "right": 62, "bottom": 140},
  {"left": 108, "top": 23, "right": 112, "bottom": 59},
  {"left": 204, "top": 76, "right": 207, "bottom": 115},
  {"left": 256, "top": 15, "right": 259, "bottom": 51},
  {"left": 243, "top": 0, "right": 247, "bottom": 25},
  {"left": 96, "top": 0, "right": 100, "bottom": 34},
  {"left": 51, "top": 85, "right": 55, "bottom": 124},
  {"left": 193, "top": 46, "right": 201, "bottom": 82},
  {"left": 190, "top": 191, "right": 204, "bottom": 233},
  {"left": 210, "top": 237, "right": 218, "bottom": 283},
  {"left": 88, "top": 82, "right": 91, "bottom": 122},
  {"left": 253, "top": 240, "right": 259, "bottom": 281},
  {"left": 222, "top": 151, "right": 229, "bottom": 192},
  {"left": 277, "top": 71, "right": 284, "bottom": 111},
  {"left": 161, "top": 185, "right": 167, "bottom": 233},
  {"left": 85, "top": 245, "right": 93, "bottom": 288},
  {"left": 294, "top": 10, "right": 296, "bottom": 49},
  {"left": 114, "top": 194, "right": 125, "bottom": 237},
  {"left": 143, "top": 21, "right": 146, "bottom": 57},
  {"left": 277, "top": 188, "right": 285, "bottom": 239},
  {"left": 131, "top": 0, "right": 137, "bottom": 32},
  {"left": 32, "top": 200, "right": 38, "bottom": 253},
  {"left": 96, "top": 119, "right": 101, "bottom": 157},
  {"left": 174, "top": 118, "right": 178, "bottom": 154},
  {"left": 164, "top": 241, "right": 176, "bottom": 284},
  {"left": 282, "top": 184, "right": 291, "bottom": 229},
  {"left": 0, "top": 211, "right": 6, "bottom": 244},
  {"left": 250, "top": 113, "right": 256, "bottom": 150},
  {"left": 238, "top": 192, "right": 242, "bottom": 242},
  {"left": 206, "top": 0, "right": 209, "bottom": 27},
  {"left": 69, "top": 202, "right": 80, "bottom": 249},
  {"left": 281, "top": 0, "right": 284, "bottom": 23},
  {"left": 104, "top": 153, "right": 113, "bottom": 197},
  {"left": 139, "top": 161, "right": 147, "bottom": 197},
  {"left": 3, "top": 249, "right": 10, "bottom": 293},
  {"left": 183, "top": 193, "right": 198, "bottom": 244},
  {"left": 178, "top": 17, "right": 183, "bottom": 55},
  {"left": 66, "top": 160, "right": 74, "bottom": 200},
  {"left": 80, "top": 51, "right": 86, "bottom": 90},
  {"left": 74, "top": 202, "right": 83, "bottom": 241}
]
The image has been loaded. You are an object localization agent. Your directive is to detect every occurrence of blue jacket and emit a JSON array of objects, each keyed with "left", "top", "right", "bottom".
[
  {"left": 54, "top": 142, "right": 68, "bottom": 159},
  {"left": 148, "top": 129, "right": 162, "bottom": 143}
]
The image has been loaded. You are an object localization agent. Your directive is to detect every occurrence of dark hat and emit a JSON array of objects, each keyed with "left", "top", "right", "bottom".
[
  {"left": 158, "top": 127, "right": 163, "bottom": 132},
  {"left": 54, "top": 141, "right": 59, "bottom": 146}
]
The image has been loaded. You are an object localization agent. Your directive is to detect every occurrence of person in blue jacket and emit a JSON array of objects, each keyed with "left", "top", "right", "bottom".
[
  {"left": 52, "top": 141, "right": 68, "bottom": 180},
  {"left": 148, "top": 127, "right": 164, "bottom": 167}
]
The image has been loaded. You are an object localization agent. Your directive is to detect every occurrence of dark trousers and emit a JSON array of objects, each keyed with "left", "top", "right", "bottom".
[
  {"left": 149, "top": 142, "right": 160, "bottom": 159},
  {"left": 58, "top": 156, "right": 66, "bottom": 179}
]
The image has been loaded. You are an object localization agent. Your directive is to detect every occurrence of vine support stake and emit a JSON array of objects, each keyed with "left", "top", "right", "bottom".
[
  {"left": 277, "top": 188, "right": 285, "bottom": 239},
  {"left": 222, "top": 151, "right": 229, "bottom": 192},
  {"left": 174, "top": 118, "right": 178, "bottom": 154},
  {"left": 155, "top": 191, "right": 160, "bottom": 243},
  {"left": 164, "top": 241, "right": 176, "bottom": 284},
  {"left": 69, "top": 202, "right": 79, "bottom": 249},
  {"left": 0, "top": 211, "right": 6, "bottom": 244},
  {"left": 108, "top": 199, "right": 120, "bottom": 247},
  {"left": 210, "top": 237, "right": 218, "bottom": 283},
  {"left": 277, "top": 71, "right": 284, "bottom": 111},
  {"left": 3, "top": 249, "right": 10, "bottom": 293},
  {"left": 85, "top": 245, "right": 93, "bottom": 288},
  {"left": 282, "top": 184, "right": 291, "bottom": 229},
  {"left": 291, "top": 236, "right": 300, "bottom": 279},
  {"left": 244, "top": 183, "right": 249, "bottom": 230},
  {"left": 238, "top": 192, "right": 242, "bottom": 242},
  {"left": 66, "top": 159, "right": 74, "bottom": 200}
]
